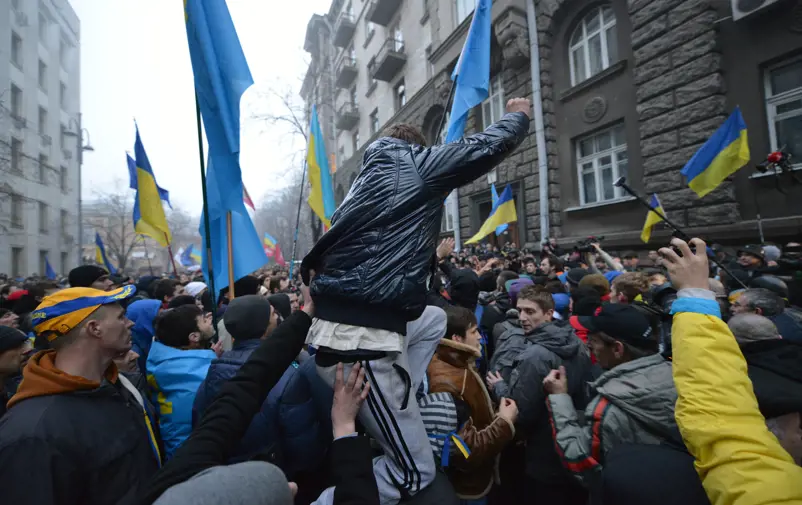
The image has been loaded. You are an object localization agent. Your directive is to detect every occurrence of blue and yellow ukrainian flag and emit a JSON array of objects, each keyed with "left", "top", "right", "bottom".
[
  {"left": 95, "top": 232, "right": 117, "bottom": 274},
  {"left": 263, "top": 232, "right": 276, "bottom": 249},
  {"left": 127, "top": 153, "right": 171, "bottom": 208},
  {"left": 133, "top": 127, "right": 172, "bottom": 247},
  {"left": 307, "top": 105, "right": 336, "bottom": 228},
  {"left": 490, "top": 184, "right": 508, "bottom": 236},
  {"left": 681, "top": 107, "right": 750, "bottom": 198},
  {"left": 466, "top": 184, "right": 517, "bottom": 244},
  {"left": 640, "top": 193, "right": 665, "bottom": 243}
]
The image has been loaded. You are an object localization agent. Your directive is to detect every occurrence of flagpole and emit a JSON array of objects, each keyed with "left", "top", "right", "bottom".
[
  {"left": 165, "top": 233, "right": 179, "bottom": 278},
  {"left": 289, "top": 158, "right": 308, "bottom": 280},
  {"left": 195, "top": 95, "right": 218, "bottom": 323},
  {"left": 140, "top": 235, "right": 154, "bottom": 276},
  {"left": 226, "top": 211, "right": 235, "bottom": 298}
]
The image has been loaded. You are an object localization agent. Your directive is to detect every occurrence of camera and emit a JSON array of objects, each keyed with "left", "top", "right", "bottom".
[{"left": 574, "top": 236, "right": 605, "bottom": 254}]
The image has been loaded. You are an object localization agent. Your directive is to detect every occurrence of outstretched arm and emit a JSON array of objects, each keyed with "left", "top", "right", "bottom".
[
  {"left": 662, "top": 238, "right": 802, "bottom": 505},
  {"left": 418, "top": 99, "right": 531, "bottom": 195}
]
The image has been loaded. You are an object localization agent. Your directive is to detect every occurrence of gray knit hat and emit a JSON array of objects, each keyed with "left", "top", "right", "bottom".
[
  {"left": 153, "top": 461, "right": 293, "bottom": 505},
  {"left": 223, "top": 295, "right": 272, "bottom": 341}
]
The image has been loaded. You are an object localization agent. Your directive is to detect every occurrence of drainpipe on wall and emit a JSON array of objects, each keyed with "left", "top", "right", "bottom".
[{"left": 526, "top": 0, "right": 550, "bottom": 242}]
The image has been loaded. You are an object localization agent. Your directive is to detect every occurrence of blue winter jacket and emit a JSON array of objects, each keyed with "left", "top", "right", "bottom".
[
  {"left": 126, "top": 299, "right": 161, "bottom": 374},
  {"left": 192, "top": 339, "right": 332, "bottom": 475}
]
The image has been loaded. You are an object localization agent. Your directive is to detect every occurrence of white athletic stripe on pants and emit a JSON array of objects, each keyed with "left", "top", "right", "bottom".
[{"left": 312, "top": 306, "right": 447, "bottom": 505}]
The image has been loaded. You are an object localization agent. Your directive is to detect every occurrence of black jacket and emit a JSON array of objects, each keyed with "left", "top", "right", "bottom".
[
  {"left": 506, "top": 323, "right": 594, "bottom": 482},
  {"left": 0, "top": 375, "right": 160, "bottom": 505},
  {"left": 742, "top": 338, "right": 802, "bottom": 418},
  {"left": 301, "top": 113, "right": 530, "bottom": 334}
]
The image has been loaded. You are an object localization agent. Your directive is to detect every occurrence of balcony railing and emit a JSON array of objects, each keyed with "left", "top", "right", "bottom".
[
  {"left": 336, "top": 102, "right": 360, "bottom": 131},
  {"left": 335, "top": 55, "right": 358, "bottom": 88},
  {"left": 368, "top": 38, "right": 406, "bottom": 82},
  {"left": 366, "top": 0, "right": 401, "bottom": 26},
  {"left": 333, "top": 12, "right": 356, "bottom": 47}
]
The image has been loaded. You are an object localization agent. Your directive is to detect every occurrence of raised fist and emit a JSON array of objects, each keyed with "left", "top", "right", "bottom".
[{"left": 506, "top": 98, "right": 531, "bottom": 119}]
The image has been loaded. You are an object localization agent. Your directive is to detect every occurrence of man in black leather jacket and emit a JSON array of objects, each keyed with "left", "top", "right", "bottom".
[{"left": 301, "top": 98, "right": 531, "bottom": 505}]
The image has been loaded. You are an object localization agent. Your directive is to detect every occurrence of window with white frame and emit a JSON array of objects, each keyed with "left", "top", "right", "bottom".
[
  {"left": 395, "top": 80, "right": 407, "bottom": 111},
  {"left": 364, "top": 17, "right": 375, "bottom": 41},
  {"left": 39, "top": 250, "right": 48, "bottom": 275},
  {"left": 12, "top": 248, "right": 24, "bottom": 277},
  {"left": 11, "top": 138, "right": 22, "bottom": 174},
  {"left": 39, "top": 201, "right": 48, "bottom": 233},
  {"left": 440, "top": 201, "right": 455, "bottom": 232},
  {"left": 39, "top": 154, "right": 48, "bottom": 185},
  {"left": 569, "top": 6, "right": 618, "bottom": 86},
  {"left": 370, "top": 108, "right": 379, "bottom": 135},
  {"left": 38, "top": 60, "right": 47, "bottom": 91},
  {"left": 11, "top": 194, "right": 24, "bottom": 229},
  {"left": 482, "top": 75, "right": 505, "bottom": 129},
  {"left": 576, "top": 124, "right": 628, "bottom": 205},
  {"left": 11, "top": 32, "right": 22, "bottom": 69},
  {"left": 11, "top": 85, "right": 22, "bottom": 117},
  {"left": 38, "top": 107, "right": 47, "bottom": 135},
  {"left": 765, "top": 57, "right": 802, "bottom": 167},
  {"left": 456, "top": 0, "right": 474, "bottom": 25}
]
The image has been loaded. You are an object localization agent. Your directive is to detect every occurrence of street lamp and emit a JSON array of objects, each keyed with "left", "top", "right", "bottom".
[{"left": 63, "top": 113, "right": 93, "bottom": 266}]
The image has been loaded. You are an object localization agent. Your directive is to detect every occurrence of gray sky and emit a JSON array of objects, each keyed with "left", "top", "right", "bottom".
[{"left": 72, "top": 0, "right": 330, "bottom": 214}]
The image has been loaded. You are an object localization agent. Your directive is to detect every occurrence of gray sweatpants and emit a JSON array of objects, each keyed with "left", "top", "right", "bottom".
[{"left": 313, "top": 306, "right": 447, "bottom": 505}]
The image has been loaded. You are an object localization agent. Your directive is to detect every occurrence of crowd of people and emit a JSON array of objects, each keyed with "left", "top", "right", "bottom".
[{"left": 0, "top": 97, "right": 800, "bottom": 505}]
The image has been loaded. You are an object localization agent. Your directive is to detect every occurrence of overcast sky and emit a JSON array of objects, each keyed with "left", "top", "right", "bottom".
[{"left": 72, "top": 0, "right": 330, "bottom": 214}]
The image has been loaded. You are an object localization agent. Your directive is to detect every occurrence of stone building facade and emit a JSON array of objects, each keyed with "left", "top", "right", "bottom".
[{"left": 305, "top": 0, "right": 802, "bottom": 249}]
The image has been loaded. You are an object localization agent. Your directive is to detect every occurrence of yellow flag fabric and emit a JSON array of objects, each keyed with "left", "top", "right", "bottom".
[
  {"left": 640, "top": 193, "right": 665, "bottom": 243},
  {"left": 465, "top": 185, "right": 517, "bottom": 244}
]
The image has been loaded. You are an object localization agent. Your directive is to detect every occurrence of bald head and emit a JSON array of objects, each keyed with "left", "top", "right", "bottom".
[{"left": 728, "top": 313, "right": 781, "bottom": 346}]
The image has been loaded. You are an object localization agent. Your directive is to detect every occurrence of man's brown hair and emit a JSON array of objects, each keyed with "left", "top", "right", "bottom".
[
  {"left": 384, "top": 123, "right": 427, "bottom": 147},
  {"left": 612, "top": 272, "right": 650, "bottom": 302},
  {"left": 517, "top": 285, "right": 555, "bottom": 312}
]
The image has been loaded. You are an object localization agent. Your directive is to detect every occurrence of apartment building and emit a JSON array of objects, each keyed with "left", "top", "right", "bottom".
[
  {"left": 303, "top": 0, "right": 802, "bottom": 249},
  {"left": 1, "top": 0, "right": 81, "bottom": 277}
]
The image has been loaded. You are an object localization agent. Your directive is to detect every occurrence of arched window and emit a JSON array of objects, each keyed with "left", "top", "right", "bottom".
[{"left": 568, "top": 6, "right": 618, "bottom": 86}]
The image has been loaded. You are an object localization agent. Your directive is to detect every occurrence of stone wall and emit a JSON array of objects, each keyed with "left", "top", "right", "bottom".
[{"left": 628, "top": 0, "right": 739, "bottom": 227}]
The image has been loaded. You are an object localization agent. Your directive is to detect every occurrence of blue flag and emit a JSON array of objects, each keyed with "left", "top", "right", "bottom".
[
  {"left": 199, "top": 158, "right": 268, "bottom": 291},
  {"left": 445, "top": 0, "right": 492, "bottom": 143},
  {"left": 127, "top": 154, "right": 171, "bottom": 208},
  {"left": 185, "top": 0, "right": 267, "bottom": 290},
  {"left": 146, "top": 341, "right": 216, "bottom": 460},
  {"left": 185, "top": 0, "right": 252, "bottom": 213},
  {"left": 45, "top": 256, "right": 57, "bottom": 280},
  {"left": 490, "top": 184, "right": 508, "bottom": 236},
  {"left": 180, "top": 244, "right": 198, "bottom": 267}
]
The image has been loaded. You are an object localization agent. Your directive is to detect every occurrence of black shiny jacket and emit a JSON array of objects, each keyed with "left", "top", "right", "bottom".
[{"left": 302, "top": 112, "right": 530, "bottom": 334}]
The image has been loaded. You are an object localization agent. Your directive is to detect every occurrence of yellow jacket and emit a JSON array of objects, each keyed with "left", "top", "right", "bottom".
[{"left": 673, "top": 307, "right": 802, "bottom": 505}]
